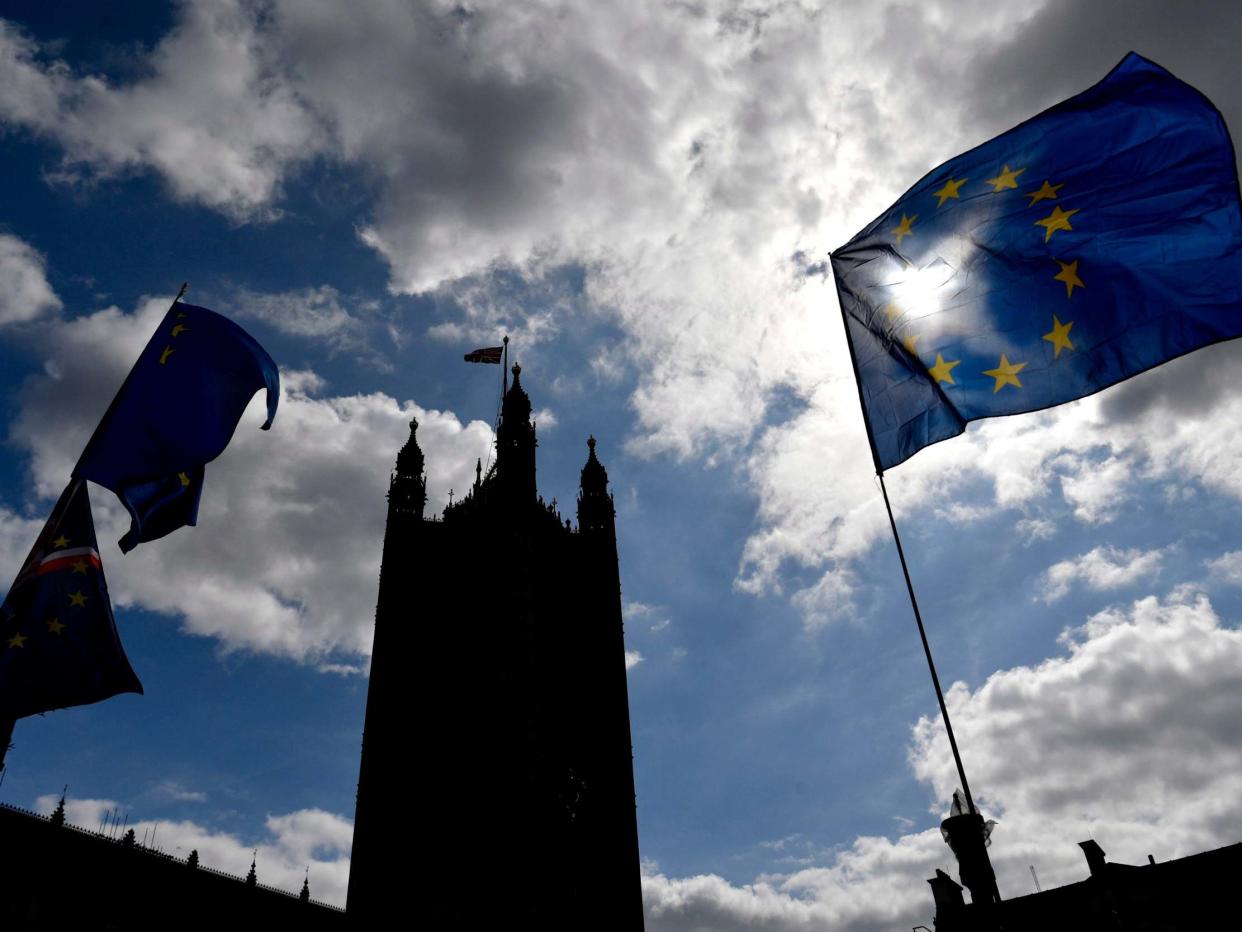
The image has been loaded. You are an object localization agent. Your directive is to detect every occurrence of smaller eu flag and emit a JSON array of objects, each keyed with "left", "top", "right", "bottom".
[
  {"left": 831, "top": 53, "right": 1242, "bottom": 470},
  {"left": 74, "top": 302, "right": 279, "bottom": 552},
  {"left": 0, "top": 480, "right": 142, "bottom": 720}
]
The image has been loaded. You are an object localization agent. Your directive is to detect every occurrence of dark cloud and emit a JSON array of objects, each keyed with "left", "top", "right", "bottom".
[{"left": 966, "top": 0, "right": 1242, "bottom": 150}]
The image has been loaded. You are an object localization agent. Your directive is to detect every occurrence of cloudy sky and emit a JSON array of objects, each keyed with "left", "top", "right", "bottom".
[{"left": 2, "top": 0, "right": 1242, "bottom": 925}]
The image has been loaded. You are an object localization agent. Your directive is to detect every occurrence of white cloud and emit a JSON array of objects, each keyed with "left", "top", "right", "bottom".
[
  {"left": 0, "top": 5, "right": 324, "bottom": 220},
  {"left": 788, "top": 567, "right": 856, "bottom": 629},
  {"left": 1207, "top": 551, "right": 1242, "bottom": 586},
  {"left": 13, "top": 4, "right": 1236, "bottom": 624},
  {"left": 0, "top": 233, "right": 61, "bottom": 324},
  {"left": 644, "top": 592, "right": 1242, "bottom": 930},
  {"left": 910, "top": 593, "right": 1242, "bottom": 890},
  {"left": 742, "top": 335, "right": 1242, "bottom": 625},
  {"left": 3, "top": 296, "right": 493, "bottom": 660},
  {"left": 625, "top": 650, "right": 643, "bottom": 670},
  {"left": 148, "top": 780, "right": 208, "bottom": 803},
  {"left": 36, "top": 795, "right": 351, "bottom": 906},
  {"left": 231, "top": 285, "right": 376, "bottom": 356},
  {"left": 1016, "top": 517, "right": 1056, "bottom": 545},
  {"left": 1040, "top": 545, "right": 1166, "bottom": 603}
]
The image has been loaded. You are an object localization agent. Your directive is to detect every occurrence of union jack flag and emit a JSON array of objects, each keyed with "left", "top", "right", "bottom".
[{"left": 463, "top": 346, "right": 504, "bottom": 364}]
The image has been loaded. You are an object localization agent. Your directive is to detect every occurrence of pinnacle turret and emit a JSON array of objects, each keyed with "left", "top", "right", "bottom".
[
  {"left": 390, "top": 416, "right": 428, "bottom": 518},
  {"left": 578, "top": 435, "right": 615, "bottom": 533}
]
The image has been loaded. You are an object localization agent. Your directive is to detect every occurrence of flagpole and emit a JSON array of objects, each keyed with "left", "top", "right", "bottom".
[
  {"left": 832, "top": 262, "right": 980, "bottom": 817},
  {"left": 503, "top": 335, "right": 510, "bottom": 396},
  {"left": 876, "top": 471, "right": 978, "bottom": 816}
]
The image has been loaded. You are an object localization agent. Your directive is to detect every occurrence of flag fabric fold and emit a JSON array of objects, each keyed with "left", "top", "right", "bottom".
[
  {"left": 463, "top": 346, "right": 504, "bottom": 364},
  {"left": 0, "top": 480, "right": 142, "bottom": 720},
  {"left": 74, "top": 302, "right": 279, "bottom": 552},
  {"left": 830, "top": 52, "right": 1242, "bottom": 471}
]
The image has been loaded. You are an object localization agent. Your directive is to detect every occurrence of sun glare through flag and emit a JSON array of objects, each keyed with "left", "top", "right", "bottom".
[{"left": 831, "top": 53, "right": 1242, "bottom": 471}]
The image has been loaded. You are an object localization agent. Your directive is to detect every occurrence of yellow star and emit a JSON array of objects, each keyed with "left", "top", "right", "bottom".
[
  {"left": 881, "top": 302, "right": 902, "bottom": 322},
  {"left": 928, "top": 353, "right": 960, "bottom": 385},
  {"left": 47, "top": 618, "right": 66, "bottom": 635},
  {"left": 891, "top": 213, "right": 917, "bottom": 246},
  {"left": 1043, "top": 315, "right": 1075, "bottom": 358},
  {"left": 1026, "top": 180, "right": 1064, "bottom": 205},
  {"left": 983, "top": 354, "right": 1027, "bottom": 393},
  {"left": 1053, "top": 259, "right": 1084, "bottom": 298},
  {"left": 1035, "top": 205, "right": 1080, "bottom": 242},
  {"left": 985, "top": 164, "right": 1025, "bottom": 191},
  {"left": 901, "top": 332, "right": 921, "bottom": 355},
  {"left": 71, "top": 559, "right": 88, "bottom": 574},
  {"left": 932, "top": 177, "right": 968, "bottom": 207},
  {"left": 68, "top": 591, "right": 88, "bottom": 608},
  {"left": 7, "top": 631, "right": 27, "bottom": 649},
  {"left": 51, "top": 534, "right": 70, "bottom": 549},
  {"left": 171, "top": 323, "right": 190, "bottom": 337},
  {"left": 160, "top": 345, "right": 175, "bottom": 365},
  {"left": 178, "top": 471, "right": 191, "bottom": 487}
]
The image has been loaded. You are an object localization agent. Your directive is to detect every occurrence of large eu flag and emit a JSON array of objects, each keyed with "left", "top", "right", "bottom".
[
  {"left": 0, "top": 480, "right": 142, "bottom": 719},
  {"left": 831, "top": 53, "right": 1242, "bottom": 471},
  {"left": 74, "top": 302, "right": 279, "bottom": 552}
]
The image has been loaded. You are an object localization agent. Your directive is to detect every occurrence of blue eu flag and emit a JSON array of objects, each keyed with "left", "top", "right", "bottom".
[
  {"left": 74, "top": 302, "right": 279, "bottom": 552},
  {"left": 831, "top": 53, "right": 1242, "bottom": 471},
  {"left": 0, "top": 480, "right": 142, "bottom": 719}
]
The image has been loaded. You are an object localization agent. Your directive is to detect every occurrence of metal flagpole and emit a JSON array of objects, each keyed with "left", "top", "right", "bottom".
[
  {"left": 832, "top": 259, "right": 980, "bottom": 817},
  {"left": 876, "top": 470, "right": 979, "bottom": 816},
  {"left": 502, "top": 335, "right": 510, "bottom": 396}
]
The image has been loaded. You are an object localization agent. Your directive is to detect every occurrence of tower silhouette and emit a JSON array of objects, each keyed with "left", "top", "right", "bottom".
[{"left": 347, "top": 365, "right": 644, "bottom": 928}]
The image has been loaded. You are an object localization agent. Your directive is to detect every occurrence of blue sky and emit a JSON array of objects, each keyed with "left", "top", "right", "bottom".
[{"left": 4, "top": 1, "right": 1242, "bottom": 926}]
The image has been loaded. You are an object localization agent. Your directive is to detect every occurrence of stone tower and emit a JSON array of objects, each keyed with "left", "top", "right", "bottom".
[{"left": 347, "top": 366, "right": 644, "bottom": 929}]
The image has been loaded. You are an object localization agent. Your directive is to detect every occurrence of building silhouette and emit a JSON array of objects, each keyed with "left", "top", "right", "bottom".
[
  {"left": 927, "top": 827, "right": 1242, "bottom": 930},
  {"left": 346, "top": 365, "right": 645, "bottom": 929},
  {"left": 0, "top": 797, "right": 345, "bottom": 928}
]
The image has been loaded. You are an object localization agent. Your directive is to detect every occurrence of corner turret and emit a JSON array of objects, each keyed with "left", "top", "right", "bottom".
[
  {"left": 578, "top": 436, "right": 615, "bottom": 534},
  {"left": 390, "top": 417, "right": 427, "bottom": 519}
]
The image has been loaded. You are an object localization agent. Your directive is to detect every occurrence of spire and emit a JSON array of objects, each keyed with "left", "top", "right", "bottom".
[
  {"left": 496, "top": 364, "right": 537, "bottom": 504},
  {"left": 300, "top": 868, "right": 311, "bottom": 903},
  {"left": 578, "top": 435, "right": 615, "bottom": 533},
  {"left": 395, "top": 416, "right": 425, "bottom": 479},
  {"left": 502, "top": 364, "right": 531, "bottom": 424},
  {"left": 390, "top": 416, "right": 428, "bottom": 518},
  {"left": 50, "top": 785, "right": 67, "bottom": 827},
  {"left": 246, "top": 852, "right": 257, "bottom": 887}
]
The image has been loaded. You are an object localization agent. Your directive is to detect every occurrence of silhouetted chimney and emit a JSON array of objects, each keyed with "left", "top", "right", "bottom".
[{"left": 1079, "top": 839, "right": 1107, "bottom": 877}]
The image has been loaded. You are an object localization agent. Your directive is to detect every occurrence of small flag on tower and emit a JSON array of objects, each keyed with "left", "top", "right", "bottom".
[
  {"left": 463, "top": 346, "right": 504, "bottom": 364},
  {"left": 74, "top": 302, "right": 280, "bottom": 552},
  {"left": 831, "top": 53, "right": 1242, "bottom": 470},
  {"left": 0, "top": 480, "right": 142, "bottom": 720}
]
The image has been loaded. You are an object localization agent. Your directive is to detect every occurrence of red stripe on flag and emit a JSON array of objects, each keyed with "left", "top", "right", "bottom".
[{"left": 37, "top": 553, "right": 101, "bottom": 575}]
